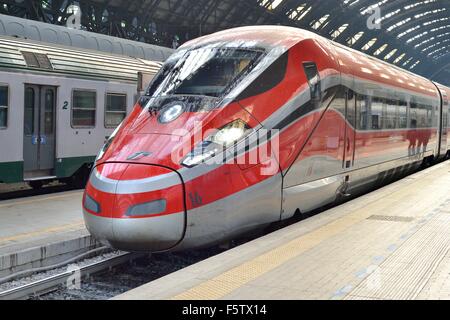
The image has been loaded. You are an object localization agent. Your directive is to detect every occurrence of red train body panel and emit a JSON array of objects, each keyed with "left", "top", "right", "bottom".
[{"left": 82, "top": 26, "right": 450, "bottom": 252}]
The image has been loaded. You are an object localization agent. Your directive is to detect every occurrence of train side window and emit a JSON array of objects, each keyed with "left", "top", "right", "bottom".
[
  {"left": 329, "top": 87, "right": 347, "bottom": 117},
  {"left": 398, "top": 100, "right": 408, "bottom": 129},
  {"left": 105, "top": 93, "right": 127, "bottom": 128},
  {"left": 371, "top": 97, "right": 383, "bottom": 130},
  {"left": 357, "top": 94, "right": 370, "bottom": 130},
  {"left": 445, "top": 95, "right": 449, "bottom": 128},
  {"left": 72, "top": 90, "right": 97, "bottom": 128},
  {"left": 346, "top": 90, "right": 356, "bottom": 128},
  {"left": 0, "top": 86, "right": 8, "bottom": 129},
  {"left": 303, "top": 62, "right": 321, "bottom": 101},
  {"left": 411, "top": 99, "right": 429, "bottom": 128},
  {"left": 424, "top": 101, "right": 433, "bottom": 128},
  {"left": 410, "top": 99, "right": 419, "bottom": 129},
  {"left": 419, "top": 104, "right": 428, "bottom": 128},
  {"left": 24, "top": 87, "right": 35, "bottom": 135},
  {"left": 384, "top": 99, "right": 398, "bottom": 130},
  {"left": 425, "top": 102, "right": 434, "bottom": 127}
]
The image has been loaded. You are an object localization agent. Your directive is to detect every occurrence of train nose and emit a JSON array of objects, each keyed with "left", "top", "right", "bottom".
[{"left": 83, "top": 163, "right": 186, "bottom": 252}]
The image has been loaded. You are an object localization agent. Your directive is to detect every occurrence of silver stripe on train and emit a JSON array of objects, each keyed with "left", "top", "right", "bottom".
[
  {"left": 90, "top": 168, "right": 181, "bottom": 194},
  {"left": 262, "top": 74, "right": 340, "bottom": 129}
]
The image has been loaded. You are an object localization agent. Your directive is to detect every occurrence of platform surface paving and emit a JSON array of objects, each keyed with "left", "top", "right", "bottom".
[
  {"left": 0, "top": 190, "right": 87, "bottom": 255},
  {"left": 116, "top": 160, "right": 450, "bottom": 300}
]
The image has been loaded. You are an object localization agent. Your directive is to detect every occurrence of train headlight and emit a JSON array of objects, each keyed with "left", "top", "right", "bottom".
[
  {"left": 181, "top": 119, "right": 251, "bottom": 168},
  {"left": 158, "top": 103, "right": 185, "bottom": 124},
  {"left": 96, "top": 122, "right": 122, "bottom": 162},
  {"left": 211, "top": 119, "right": 249, "bottom": 147}
]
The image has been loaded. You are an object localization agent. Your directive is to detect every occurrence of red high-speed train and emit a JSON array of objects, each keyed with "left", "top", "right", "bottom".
[{"left": 83, "top": 26, "right": 450, "bottom": 252}]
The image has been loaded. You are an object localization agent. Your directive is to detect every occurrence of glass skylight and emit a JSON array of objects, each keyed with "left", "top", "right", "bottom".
[
  {"left": 360, "top": 0, "right": 389, "bottom": 15},
  {"left": 403, "top": 57, "right": 414, "bottom": 66},
  {"left": 311, "top": 14, "right": 330, "bottom": 30},
  {"left": 393, "top": 53, "right": 406, "bottom": 64},
  {"left": 288, "top": 4, "right": 307, "bottom": 19},
  {"left": 374, "top": 44, "right": 388, "bottom": 56},
  {"left": 384, "top": 49, "right": 398, "bottom": 60},
  {"left": 361, "top": 38, "right": 377, "bottom": 51},
  {"left": 259, "top": 0, "right": 284, "bottom": 10},
  {"left": 347, "top": 31, "right": 364, "bottom": 46},
  {"left": 331, "top": 24, "right": 349, "bottom": 39},
  {"left": 404, "top": 0, "right": 437, "bottom": 10},
  {"left": 409, "top": 60, "right": 421, "bottom": 69}
]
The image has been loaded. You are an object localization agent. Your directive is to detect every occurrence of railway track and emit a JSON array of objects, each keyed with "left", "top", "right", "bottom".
[
  {"left": 0, "top": 252, "right": 143, "bottom": 300},
  {"left": 0, "top": 244, "right": 231, "bottom": 300}
]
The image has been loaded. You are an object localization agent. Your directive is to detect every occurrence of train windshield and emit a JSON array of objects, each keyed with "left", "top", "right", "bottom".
[{"left": 147, "top": 48, "right": 264, "bottom": 99}]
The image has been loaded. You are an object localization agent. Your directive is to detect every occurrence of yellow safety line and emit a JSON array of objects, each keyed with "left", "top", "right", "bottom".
[
  {"left": 171, "top": 166, "right": 444, "bottom": 300},
  {"left": 0, "top": 191, "right": 82, "bottom": 209},
  {"left": 0, "top": 221, "right": 85, "bottom": 245}
]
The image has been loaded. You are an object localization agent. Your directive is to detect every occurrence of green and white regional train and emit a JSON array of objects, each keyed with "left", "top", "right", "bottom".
[{"left": 0, "top": 36, "right": 172, "bottom": 188}]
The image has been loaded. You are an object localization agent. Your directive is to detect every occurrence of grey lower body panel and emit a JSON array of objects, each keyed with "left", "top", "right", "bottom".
[
  {"left": 282, "top": 154, "right": 426, "bottom": 219},
  {"left": 83, "top": 210, "right": 185, "bottom": 252},
  {"left": 84, "top": 172, "right": 283, "bottom": 252},
  {"left": 283, "top": 175, "right": 342, "bottom": 219},
  {"left": 177, "top": 173, "right": 283, "bottom": 250}
]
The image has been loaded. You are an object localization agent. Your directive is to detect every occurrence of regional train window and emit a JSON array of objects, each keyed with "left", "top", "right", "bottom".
[
  {"left": 105, "top": 93, "right": 127, "bottom": 128},
  {"left": 24, "top": 87, "right": 35, "bottom": 135},
  {"left": 72, "top": 90, "right": 96, "bottom": 128},
  {"left": 0, "top": 86, "right": 8, "bottom": 129},
  {"left": 44, "top": 89, "right": 54, "bottom": 135}
]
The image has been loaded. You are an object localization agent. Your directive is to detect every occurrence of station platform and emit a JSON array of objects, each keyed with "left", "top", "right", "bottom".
[
  {"left": 115, "top": 160, "right": 450, "bottom": 300},
  {"left": 0, "top": 190, "right": 97, "bottom": 278}
]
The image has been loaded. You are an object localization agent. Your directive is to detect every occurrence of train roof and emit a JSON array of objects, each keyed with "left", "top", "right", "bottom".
[
  {"left": 330, "top": 39, "right": 439, "bottom": 98},
  {"left": 182, "top": 25, "right": 443, "bottom": 98},
  {"left": 181, "top": 25, "right": 316, "bottom": 50},
  {"left": 0, "top": 14, "right": 173, "bottom": 62},
  {"left": 435, "top": 82, "right": 450, "bottom": 100},
  {"left": 0, "top": 35, "right": 163, "bottom": 82}
]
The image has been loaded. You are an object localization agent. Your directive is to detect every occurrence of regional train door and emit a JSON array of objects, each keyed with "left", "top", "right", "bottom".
[{"left": 23, "top": 85, "right": 57, "bottom": 180}]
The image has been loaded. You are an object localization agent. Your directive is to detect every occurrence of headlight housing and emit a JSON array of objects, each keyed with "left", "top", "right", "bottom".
[
  {"left": 158, "top": 102, "right": 185, "bottom": 124},
  {"left": 181, "top": 119, "right": 251, "bottom": 168},
  {"left": 96, "top": 122, "right": 122, "bottom": 162}
]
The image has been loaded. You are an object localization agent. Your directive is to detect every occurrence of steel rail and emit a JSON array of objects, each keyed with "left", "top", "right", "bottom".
[{"left": 0, "top": 252, "right": 145, "bottom": 300}]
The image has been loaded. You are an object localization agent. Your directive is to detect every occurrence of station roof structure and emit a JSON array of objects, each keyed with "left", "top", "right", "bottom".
[{"left": 0, "top": 0, "right": 449, "bottom": 85}]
